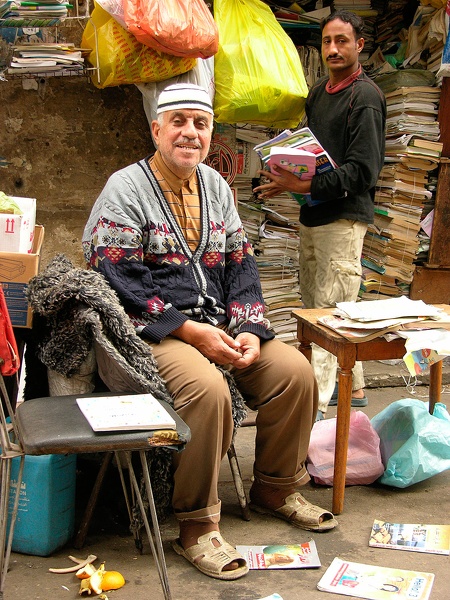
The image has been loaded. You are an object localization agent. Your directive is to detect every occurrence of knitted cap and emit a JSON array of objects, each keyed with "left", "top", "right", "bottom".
[{"left": 156, "top": 83, "right": 214, "bottom": 116}]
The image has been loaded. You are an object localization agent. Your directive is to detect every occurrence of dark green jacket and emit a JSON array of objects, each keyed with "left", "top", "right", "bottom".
[{"left": 301, "top": 71, "right": 386, "bottom": 227}]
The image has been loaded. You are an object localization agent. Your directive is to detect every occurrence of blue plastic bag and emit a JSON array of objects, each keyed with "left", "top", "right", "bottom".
[{"left": 371, "top": 399, "right": 450, "bottom": 488}]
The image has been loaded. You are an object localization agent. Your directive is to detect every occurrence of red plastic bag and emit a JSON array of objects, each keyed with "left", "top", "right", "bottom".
[
  {"left": 0, "top": 285, "right": 20, "bottom": 377},
  {"left": 307, "top": 411, "right": 384, "bottom": 486},
  {"left": 123, "top": 0, "right": 218, "bottom": 59}
]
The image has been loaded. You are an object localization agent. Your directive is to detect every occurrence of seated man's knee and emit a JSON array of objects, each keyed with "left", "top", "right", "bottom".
[
  {"left": 273, "top": 344, "right": 316, "bottom": 391},
  {"left": 175, "top": 363, "right": 231, "bottom": 415}
]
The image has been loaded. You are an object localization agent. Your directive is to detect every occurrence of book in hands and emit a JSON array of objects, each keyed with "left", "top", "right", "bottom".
[
  {"left": 317, "top": 557, "right": 434, "bottom": 600},
  {"left": 267, "top": 147, "right": 316, "bottom": 179},
  {"left": 76, "top": 394, "right": 177, "bottom": 432},
  {"left": 235, "top": 541, "right": 320, "bottom": 570},
  {"left": 369, "top": 519, "right": 450, "bottom": 555},
  {"left": 254, "top": 126, "right": 337, "bottom": 207}
]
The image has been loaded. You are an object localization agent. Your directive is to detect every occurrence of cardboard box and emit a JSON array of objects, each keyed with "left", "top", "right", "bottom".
[
  {"left": 0, "top": 225, "right": 44, "bottom": 328},
  {"left": 0, "top": 196, "right": 37, "bottom": 254}
]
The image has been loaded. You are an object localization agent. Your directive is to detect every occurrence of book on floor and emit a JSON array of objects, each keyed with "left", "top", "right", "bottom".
[
  {"left": 369, "top": 519, "right": 450, "bottom": 555},
  {"left": 236, "top": 541, "right": 321, "bottom": 570},
  {"left": 76, "top": 393, "right": 177, "bottom": 432},
  {"left": 317, "top": 557, "right": 434, "bottom": 600}
]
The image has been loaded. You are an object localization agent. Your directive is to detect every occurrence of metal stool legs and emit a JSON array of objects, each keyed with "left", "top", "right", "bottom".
[{"left": 0, "top": 376, "right": 24, "bottom": 600}]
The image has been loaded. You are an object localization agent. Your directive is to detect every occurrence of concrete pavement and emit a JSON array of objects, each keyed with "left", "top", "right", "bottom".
[{"left": 4, "top": 360, "right": 450, "bottom": 600}]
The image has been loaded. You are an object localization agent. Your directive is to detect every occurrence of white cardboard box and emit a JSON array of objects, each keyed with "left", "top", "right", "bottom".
[{"left": 0, "top": 196, "right": 37, "bottom": 253}]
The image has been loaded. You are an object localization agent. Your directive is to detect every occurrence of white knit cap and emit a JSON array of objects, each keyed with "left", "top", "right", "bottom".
[{"left": 156, "top": 83, "right": 214, "bottom": 116}]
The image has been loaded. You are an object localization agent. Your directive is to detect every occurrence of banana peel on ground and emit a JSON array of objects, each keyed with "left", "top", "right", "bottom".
[{"left": 79, "top": 562, "right": 126, "bottom": 595}]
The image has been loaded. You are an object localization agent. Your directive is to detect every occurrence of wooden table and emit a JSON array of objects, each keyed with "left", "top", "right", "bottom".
[{"left": 293, "top": 305, "right": 449, "bottom": 515}]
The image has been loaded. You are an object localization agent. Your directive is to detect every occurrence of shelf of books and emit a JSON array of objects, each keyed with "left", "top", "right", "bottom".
[
  {"left": 5, "top": 42, "right": 94, "bottom": 77},
  {"left": 0, "top": 0, "right": 95, "bottom": 78},
  {"left": 0, "top": 0, "right": 89, "bottom": 26}
]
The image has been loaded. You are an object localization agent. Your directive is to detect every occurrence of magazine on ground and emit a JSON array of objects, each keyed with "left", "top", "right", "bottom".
[
  {"left": 317, "top": 557, "right": 434, "bottom": 600},
  {"left": 76, "top": 393, "right": 177, "bottom": 432},
  {"left": 369, "top": 519, "right": 450, "bottom": 555},
  {"left": 236, "top": 541, "right": 320, "bottom": 569}
]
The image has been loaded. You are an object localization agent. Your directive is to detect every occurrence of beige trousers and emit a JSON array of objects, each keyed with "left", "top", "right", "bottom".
[
  {"left": 97, "top": 336, "right": 318, "bottom": 524},
  {"left": 298, "top": 219, "right": 367, "bottom": 413}
]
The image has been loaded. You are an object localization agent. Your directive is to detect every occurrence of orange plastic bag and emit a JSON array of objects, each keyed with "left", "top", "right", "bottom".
[
  {"left": 82, "top": 3, "right": 196, "bottom": 89},
  {"left": 123, "top": 0, "right": 218, "bottom": 59}
]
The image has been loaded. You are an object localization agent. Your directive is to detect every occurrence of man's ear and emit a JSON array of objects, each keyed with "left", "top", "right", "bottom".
[
  {"left": 151, "top": 120, "right": 160, "bottom": 147},
  {"left": 357, "top": 37, "right": 365, "bottom": 53}
]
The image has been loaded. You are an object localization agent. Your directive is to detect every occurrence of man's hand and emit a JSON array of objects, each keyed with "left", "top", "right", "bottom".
[
  {"left": 231, "top": 332, "right": 260, "bottom": 369},
  {"left": 253, "top": 166, "right": 311, "bottom": 199},
  {"left": 172, "top": 321, "right": 243, "bottom": 365}
]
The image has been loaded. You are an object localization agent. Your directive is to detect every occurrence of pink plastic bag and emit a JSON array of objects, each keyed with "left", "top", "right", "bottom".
[{"left": 307, "top": 411, "right": 385, "bottom": 486}]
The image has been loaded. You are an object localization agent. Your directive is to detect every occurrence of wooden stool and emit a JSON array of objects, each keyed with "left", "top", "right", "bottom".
[{"left": 293, "top": 305, "right": 449, "bottom": 515}]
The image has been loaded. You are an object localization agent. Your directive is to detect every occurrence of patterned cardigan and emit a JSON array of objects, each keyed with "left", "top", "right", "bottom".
[{"left": 82, "top": 158, "right": 274, "bottom": 344}]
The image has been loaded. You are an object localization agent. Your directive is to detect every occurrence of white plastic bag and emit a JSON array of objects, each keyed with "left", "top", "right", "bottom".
[{"left": 137, "top": 57, "right": 214, "bottom": 141}]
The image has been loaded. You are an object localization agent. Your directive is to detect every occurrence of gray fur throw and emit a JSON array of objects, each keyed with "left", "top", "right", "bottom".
[{"left": 26, "top": 254, "right": 247, "bottom": 534}]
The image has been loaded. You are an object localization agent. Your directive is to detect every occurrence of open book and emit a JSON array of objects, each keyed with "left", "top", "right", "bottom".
[
  {"left": 76, "top": 393, "right": 177, "bottom": 432},
  {"left": 317, "top": 557, "right": 434, "bottom": 600},
  {"left": 369, "top": 519, "right": 450, "bottom": 555}
]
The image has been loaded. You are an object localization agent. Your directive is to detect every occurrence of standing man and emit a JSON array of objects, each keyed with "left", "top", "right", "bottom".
[
  {"left": 83, "top": 83, "right": 337, "bottom": 581},
  {"left": 254, "top": 10, "right": 386, "bottom": 419}
]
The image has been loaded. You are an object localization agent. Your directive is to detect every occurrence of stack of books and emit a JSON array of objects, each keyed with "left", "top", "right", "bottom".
[
  {"left": 237, "top": 195, "right": 302, "bottom": 346},
  {"left": 0, "top": 0, "right": 71, "bottom": 26},
  {"left": 7, "top": 43, "right": 87, "bottom": 77},
  {"left": 360, "top": 78, "right": 442, "bottom": 300},
  {"left": 384, "top": 86, "right": 441, "bottom": 140}
]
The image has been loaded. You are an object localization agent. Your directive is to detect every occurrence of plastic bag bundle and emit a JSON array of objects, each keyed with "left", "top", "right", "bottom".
[
  {"left": 82, "top": 3, "right": 196, "bottom": 89},
  {"left": 123, "top": 0, "right": 218, "bottom": 58},
  {"left": 213, "top": 0, "right": 308, "bottom": 128},
  {"left": 371, "top": 399, "right": 450, "bottom": 488},
  {"left": 307, "top": 411, "right": 385, "bottom": 486}
]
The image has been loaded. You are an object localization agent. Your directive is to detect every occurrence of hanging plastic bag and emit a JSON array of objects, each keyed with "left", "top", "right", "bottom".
[
  {"left": 95, "top": 0, "right": 127, "bottom": 28},
  {"left": 371, "top": 399, "right": 450, "bottom": 488},
  {"left": 123, "top": 0, "right": 218, "bottom": 59},
  {"left": 0, "top": 285, "right": 20, "bottom": 377},
  {"left": 307, "top": 411, "right": 385, "bottom": 486},
  {"left": 82, "top": 3, "right": 196, "bottom": 89},
  {"left": 213, "top": 0, "right": 309, "bottom": 128}
]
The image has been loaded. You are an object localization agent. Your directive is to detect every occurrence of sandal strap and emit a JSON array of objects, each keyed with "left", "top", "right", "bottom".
[
  {"left": 184, "top": 532, "right": 246, "bottom": 573},
  {"left": 276, "top": 493, "right": 333, "bottom": 526}
]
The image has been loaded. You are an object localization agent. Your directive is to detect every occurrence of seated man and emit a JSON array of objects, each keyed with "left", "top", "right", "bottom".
[{"left": 82, "top": 83, "right": 337, "bottom": 581}]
